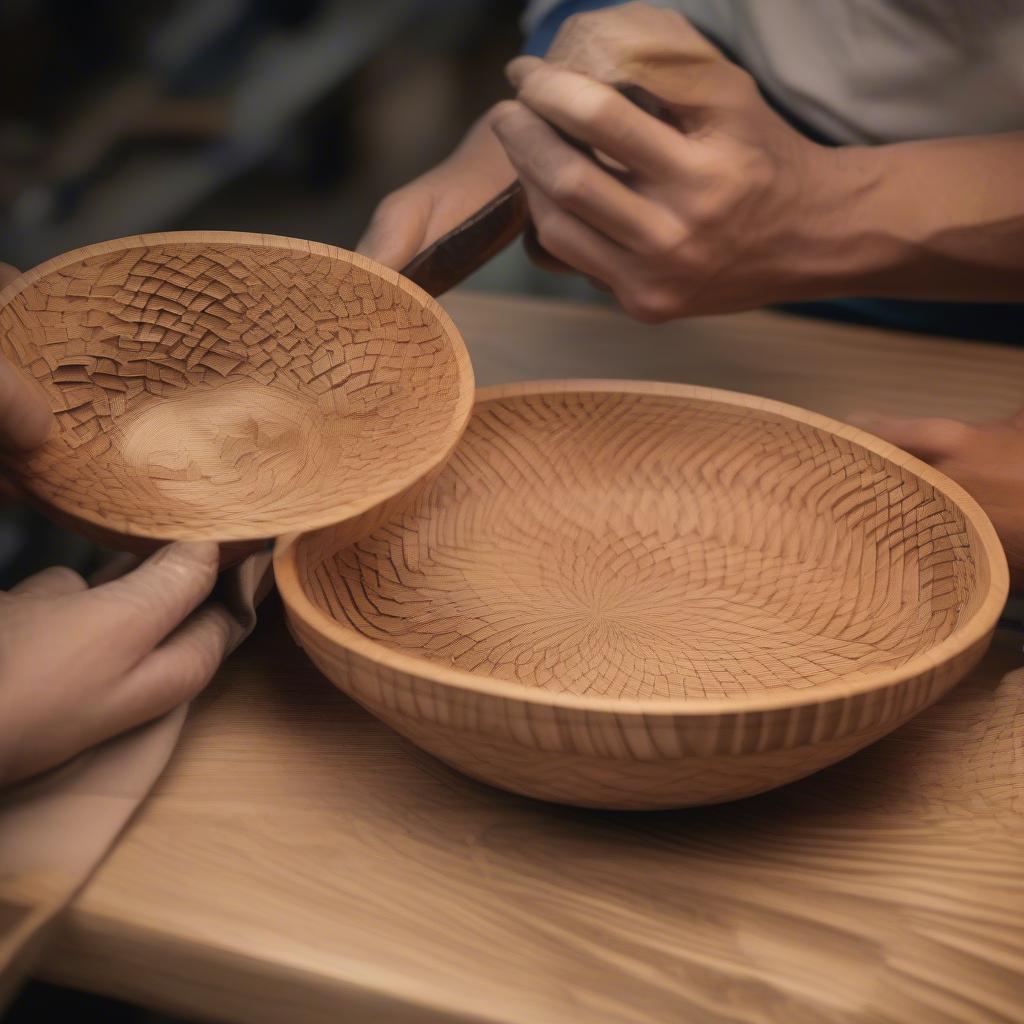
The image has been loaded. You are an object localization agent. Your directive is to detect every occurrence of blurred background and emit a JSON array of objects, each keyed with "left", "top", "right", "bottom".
[
  {"left": 1, "top": 0, "right": 512, "bottom": 261},
  {"left": 0, "top": 0, "right": 602, "bottom": 597},
  {"left": 0, "top": 0, "right": 592, "bottom": 293}
]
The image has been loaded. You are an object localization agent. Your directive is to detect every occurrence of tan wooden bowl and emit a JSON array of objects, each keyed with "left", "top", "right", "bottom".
[
  {"left": 276, "top": 380, "right": 1008, "bottom": 810},
  {"left": 0, "top": 231, "right": 473, "bottom": 560}
]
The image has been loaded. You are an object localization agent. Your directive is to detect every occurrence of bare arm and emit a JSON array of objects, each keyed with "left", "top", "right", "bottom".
[
  {"left": 489, "top": 3, "right": 1024, "bottom": 319},
  {"left": 820, "top": 133, "right": 1024, "bottom": 301}
]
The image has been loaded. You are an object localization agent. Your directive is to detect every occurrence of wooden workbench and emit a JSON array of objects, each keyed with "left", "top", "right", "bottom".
[{"left": 40, "top": 294, "right": 1024, "bottom": 1023}]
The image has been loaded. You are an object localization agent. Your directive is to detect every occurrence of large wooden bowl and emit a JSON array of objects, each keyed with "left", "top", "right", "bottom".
[
  {"left": 0, "top": 232, "right": 473, "bottom": 558},
  {"left": 275, "top": 380, "right": 1008, "bottom": 810}
]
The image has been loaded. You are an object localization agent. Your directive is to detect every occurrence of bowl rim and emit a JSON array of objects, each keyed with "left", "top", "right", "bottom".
[
  {"left": 274, "top": 378, "right": 1010, "bottom": 716},
  {"left": 0, "top": 230, "right": 475, "bottom": 543}
]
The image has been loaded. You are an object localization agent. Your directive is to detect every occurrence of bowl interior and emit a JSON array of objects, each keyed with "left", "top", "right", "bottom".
[
  {"left": 293, "top": 386, "right": 989, "bottom": 702},
  {"left": 0, "top": 236, "right": 469, "bottom": 540}
]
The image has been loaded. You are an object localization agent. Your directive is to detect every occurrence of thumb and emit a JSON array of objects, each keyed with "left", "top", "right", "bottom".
[
  {"left": 356, "top": 191, "right": 430, "bottom": 270},
  {"left": 0, "top": 356, "right": 53, "bottom": 451},
  {"left": 849, "top": 413, "right": 975, "bottom": 462}
]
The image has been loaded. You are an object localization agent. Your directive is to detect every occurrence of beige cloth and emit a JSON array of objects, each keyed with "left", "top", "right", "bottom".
[{"left": 0, "top": 548, "right": 274, "bottom": 1008}]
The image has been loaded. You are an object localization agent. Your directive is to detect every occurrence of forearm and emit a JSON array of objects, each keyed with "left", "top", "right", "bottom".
[{"left": 807, "top": 133, "right": 1024, "bottom": 302}]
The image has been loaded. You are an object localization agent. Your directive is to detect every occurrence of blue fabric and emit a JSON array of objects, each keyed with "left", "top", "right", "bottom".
[
  {"left": 778, "top": 298, "right": 1024, "bottom": 346},
  {"left": 521, "top": 0, "right": 1023, "bottom": 345}
]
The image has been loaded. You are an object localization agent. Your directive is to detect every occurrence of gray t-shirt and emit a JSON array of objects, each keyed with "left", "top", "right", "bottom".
[{"left": 523, "top": 0, "right": 1024, "bottom": 144}]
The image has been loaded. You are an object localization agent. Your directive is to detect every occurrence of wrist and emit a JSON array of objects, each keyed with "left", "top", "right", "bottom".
[{"left": 785, "top": 143, "right": 907, "bottom": 301}]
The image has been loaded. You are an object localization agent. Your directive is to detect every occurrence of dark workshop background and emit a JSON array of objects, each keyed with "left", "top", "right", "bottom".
[{"left": 0, "top": 0, "right": 559, "bottom": 283}]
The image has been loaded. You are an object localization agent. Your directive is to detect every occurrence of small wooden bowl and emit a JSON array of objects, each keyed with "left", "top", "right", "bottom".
[
  {"left": 0, "top": 232, "right": 473, "bottom": 560},
  {"left": 276, "top": 381, "right": 1008, "bottom": 810}
]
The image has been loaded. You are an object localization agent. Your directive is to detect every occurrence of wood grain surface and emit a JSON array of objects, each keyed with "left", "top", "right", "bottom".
[
  {"left": 0, "top": 232, "right": 472, "bottom": 551},
  {"left": 38, "top": 296, "right": 1024, "bottom": 1022},
  {"left": 277, "top": 379, "right": 1005, "bottom": 808}
]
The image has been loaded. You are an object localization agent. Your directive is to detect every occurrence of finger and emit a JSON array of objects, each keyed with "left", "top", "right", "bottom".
[
  {"left": 66, "top": 540, "right": 219, "bottom": 671},
  {"left": 506, "top": 58, "right": 688, "bottom": 178},
  {"left": 97, "top": 603, "right": 241, "bottom": 740},
  {"left": 0, "top": 262, "right": 21, "bottom": 288},
  {"left": 9, "top": 565, "right": 88, "bottom": 597},
  {"left": 491, "top": 100, "right": 682, "bottom": 255},
  {"left": 522, "top": 221, "right": 574, "bottom": 274},
  {"left": 67, "top": 603, "right": 241, "bottom": 766},
  {"left": 518, "top": 178, "right": 628, "bottom": 292},
  {"left": 850, "top": 414, "right": 977, "bottom": 461},
  {"left": 88, "top": 551, "right": 143, "bottom": 586},
  {"left": 356, "top": 191, "right": 430, "bottom": 269},
  {"left": 0, "top": 357, "right": 54, "bottom": 451}
]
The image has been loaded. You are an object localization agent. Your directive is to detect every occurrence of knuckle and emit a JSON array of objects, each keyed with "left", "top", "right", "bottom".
[
  {"left": 533, "top": 214, "right": 562, "bottom": 252},
  {"left": 694, "top": 178, "right": 743, "bottom": 227},
  {"left": 549, "top": 164, "right": 586, "bottom": 203},
  {"left": 163, "top": 655, "right": 215, "bottom": 707},
  {"left": 182, "top": 641, "right": 222, "bottom": 688},
  {"left": 638, "top": 220, "right": 686, "bottom": 258},
  {"left": 622, "top": 286, "right": 679, "bottom": 324},
  {"left": 490, "top": 98, "right": 522, "bottom": 125},
  {"left": 572, "top": 81, "right": 616, "bottom": 125},
  {"left": 177, "top": 622, "right": 232, "bottom": 693}
]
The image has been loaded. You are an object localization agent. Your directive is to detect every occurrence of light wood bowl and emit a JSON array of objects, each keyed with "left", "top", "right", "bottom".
[
  {"left": 0, "top": 232, "right": 473, "bottom": 560},
  {"left": 276, "top": 380, "right": 1008, "bottom": 810}
]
